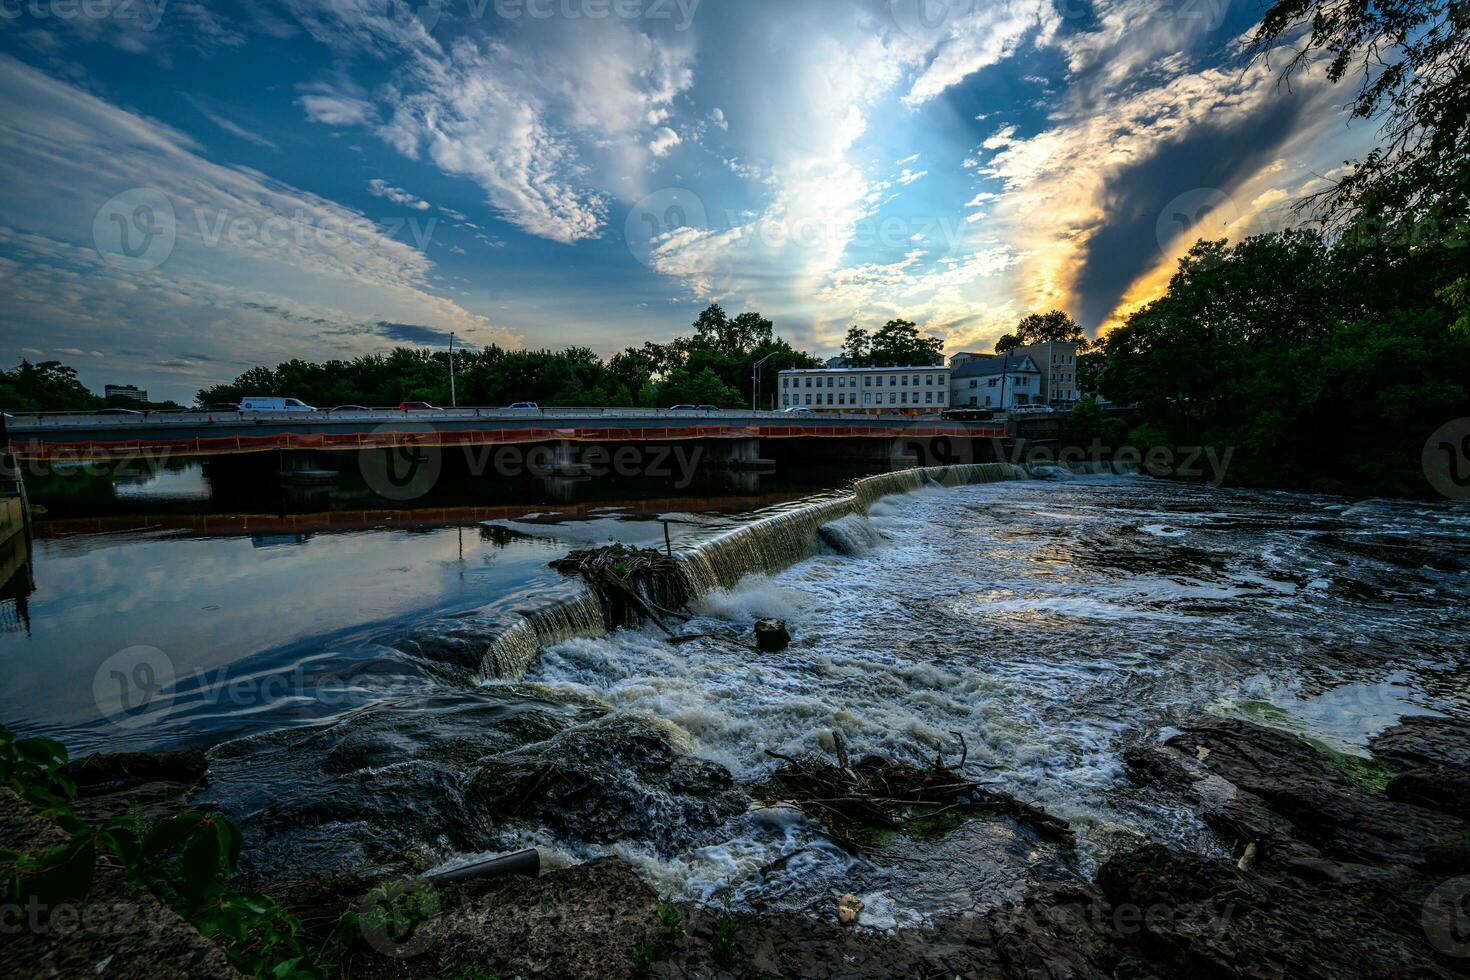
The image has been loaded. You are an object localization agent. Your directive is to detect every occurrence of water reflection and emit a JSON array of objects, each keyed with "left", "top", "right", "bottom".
[{"left": 3, "top": 460, "right": 866, "bottom": 752}]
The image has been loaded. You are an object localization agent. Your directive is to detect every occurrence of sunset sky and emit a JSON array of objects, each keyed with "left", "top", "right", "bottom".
[{"left": 0, "top": 0, "right": 1374, "bottom": 400}]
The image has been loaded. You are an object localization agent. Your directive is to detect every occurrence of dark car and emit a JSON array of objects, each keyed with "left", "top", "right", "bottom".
[
  {"left": 669, "top": 404, "right": 697, "bottom": 411},
  {"left": 330, "top": 405, "right": 373, "bottom": 412}
]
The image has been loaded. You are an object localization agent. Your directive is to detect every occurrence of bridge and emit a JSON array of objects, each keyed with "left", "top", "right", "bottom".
[{"left": 5, "top": 408, "right": 1008, "bottom": 470}]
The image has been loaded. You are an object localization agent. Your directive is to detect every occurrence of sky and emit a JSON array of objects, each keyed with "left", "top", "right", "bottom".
[{"left": 0, "top": 0, "right": 1376, "bottom": 401}]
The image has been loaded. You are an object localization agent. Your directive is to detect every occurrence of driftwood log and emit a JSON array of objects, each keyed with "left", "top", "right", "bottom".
[{"left": 760, "top": 732, "right": 1072, "bottom": 851}]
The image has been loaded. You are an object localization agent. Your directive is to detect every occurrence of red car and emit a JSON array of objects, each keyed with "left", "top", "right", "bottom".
[{"left": 397, "top": 401, "right": 438, "bottom": 411}]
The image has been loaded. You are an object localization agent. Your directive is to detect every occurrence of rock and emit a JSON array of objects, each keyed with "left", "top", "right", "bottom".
[
  {"left": 350, "top": 858, "right": 662, "bottom": 980},
  {"left": 0, "top": 788, "right": 242, "bottom": 980},
  {"left": 468, "top": 715, "right": 745, "bottom": 850},
  {"left": 1146, "top": 716, "right": 1469, "bottom": 871},
  {"left": 1386, "top": 766, "right": 1470, "bottom": 818},
  {"left": 837, "top": 894, "right": 863, "bottom": 925},
  {"left": 1371, "top": 715, "right": 1470, "bottom": 772},
  {"left": 755, "top": 618, "right": 791, "bottom": 652},
  {"left": 1095, "top": 844, "right": 1460, "bottom": 980},
  {"left": 61, "top": 748, "right": 209, "bottom": 790}
]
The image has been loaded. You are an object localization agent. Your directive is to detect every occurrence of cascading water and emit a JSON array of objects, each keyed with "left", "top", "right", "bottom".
[
  {"left": 481, "top": 586, "right": 608, "bottom": 678},
  {"left": 676, "top": 462, "right": 1032, "bottom": 597}
]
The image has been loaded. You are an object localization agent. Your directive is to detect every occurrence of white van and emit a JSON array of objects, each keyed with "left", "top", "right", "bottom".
[{"left": 239, "top": 397, "right": 317, "bottom": 413}]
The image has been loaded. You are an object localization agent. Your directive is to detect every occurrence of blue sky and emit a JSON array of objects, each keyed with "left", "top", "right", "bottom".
[{"left": 0, "top": 0, "right": 1373, "bottom": 400}]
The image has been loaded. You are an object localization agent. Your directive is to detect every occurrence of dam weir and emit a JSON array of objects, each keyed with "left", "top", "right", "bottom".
[{"left": 478, "top": 460, "right": 1135, "bottom": 679}]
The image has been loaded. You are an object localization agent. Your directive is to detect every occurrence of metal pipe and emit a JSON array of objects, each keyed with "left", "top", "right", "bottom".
[{"left": 425, "top": 848, "right": 540, "bottom": 884}]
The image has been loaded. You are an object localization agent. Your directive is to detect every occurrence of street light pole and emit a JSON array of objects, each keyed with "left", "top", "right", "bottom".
[
  {"left": 751, "top": 352, "right": 777, "bottom": 412},
  {"left": 449, "top": 332, "right": 457, "bottom": 408}
]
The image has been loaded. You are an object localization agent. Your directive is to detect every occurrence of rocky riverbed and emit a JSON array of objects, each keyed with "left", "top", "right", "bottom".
[
  {"left": 14, "top": 711, "right": 1465, "bottom": 979},
  {"left": 324, "top": 712, "right": 1470, "bottom": 979}
]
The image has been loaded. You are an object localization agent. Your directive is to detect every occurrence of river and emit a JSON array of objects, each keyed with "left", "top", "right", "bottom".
[{"left": 5, "top": 465, "right": 1469, "bottom": 927}]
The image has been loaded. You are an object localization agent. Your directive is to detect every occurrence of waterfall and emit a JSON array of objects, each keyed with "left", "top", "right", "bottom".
[
  {"left": 473, "top": 461, "right": 1084, "bottom": 679},
  {"left": 818, "top": 513, "right": 884, "bottom": 555},
  {"left": 479, "top": 586, "right": 608, "bottom": 679},
  {"left": 676, "top": 462, "right": 1031, "bottom": 596}
]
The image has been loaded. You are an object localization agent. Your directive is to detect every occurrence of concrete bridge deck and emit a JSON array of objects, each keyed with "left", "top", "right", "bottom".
[{"left": 7, "top": 408, "right": 1006, "bottom": 461}]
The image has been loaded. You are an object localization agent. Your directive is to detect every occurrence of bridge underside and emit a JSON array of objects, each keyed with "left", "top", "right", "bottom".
[{"left": 11, "top": 420, "right": 1007, "bottom": 464}]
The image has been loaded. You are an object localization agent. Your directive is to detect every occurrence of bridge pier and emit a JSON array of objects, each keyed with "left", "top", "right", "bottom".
[{"left": 705, "top": 438, "right": 774, "bottom": 471}]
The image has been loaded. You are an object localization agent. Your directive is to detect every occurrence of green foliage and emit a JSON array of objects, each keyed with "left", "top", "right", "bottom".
[
  {"left": 0, "top": 725, "right": 318, "bottom": 979},
  {"left": 1251, "top": 0, "right": 1470, "bottom": 234},
  {"left": 633, "top": 895, "right": 685, "bottom": 976},
  {"left": 841, "top": 319, "right": 945, "bottom": 367},
  {"left": 710, "top": 893, "right": 737, "bottom": 968},
  {"left": 0, "top": 360, "right": 103, "bottom": 413},
  {"left": 1009, "top": 310, "right": 1090, "bottom": 351},
  {"left": 1100, "top": 226, "right": 1470, "bottom": 496},
  {"left": 196, "top": 304, "right": 821, "bottom": 412}
]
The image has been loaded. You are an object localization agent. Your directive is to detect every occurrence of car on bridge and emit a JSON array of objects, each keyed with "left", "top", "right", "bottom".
[
  {"left": 198, "top": 402, "right": 240, "bottom": 413},
  {"left": 241, "top": 397, "right": 316, "bottom": 413},
  {"left": 506, "top": 402, "right": 540, "bottom": 410},
  {"left": 397, "top": 401, "right": 438, "bottom": 411}
]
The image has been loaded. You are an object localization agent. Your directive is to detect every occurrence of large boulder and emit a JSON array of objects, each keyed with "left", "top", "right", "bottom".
[
  {"left": 1371, "top": 715, "right": 1470, "bottom": 772},
  {"left": 1133, "top": 716, "right": 1469, "bottom": 872},
  {"left": 468, "top": 714, "right": 745, "bottom": 850}
]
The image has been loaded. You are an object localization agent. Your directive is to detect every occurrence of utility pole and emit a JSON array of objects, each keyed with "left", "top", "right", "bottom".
[
  {"left": 752, "top": 352, "right": 777, "bottom": 411},
  {"left": 449, "top": 332, "right": 457, "bottom": 408},
  {"left": 998, "top": 353, "right": 1009, "bottom": 413}
]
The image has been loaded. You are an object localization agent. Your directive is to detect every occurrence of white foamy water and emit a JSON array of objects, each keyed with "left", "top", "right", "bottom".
[{"left": 511, "top": 475, "right": 1470, "bottom": 915}]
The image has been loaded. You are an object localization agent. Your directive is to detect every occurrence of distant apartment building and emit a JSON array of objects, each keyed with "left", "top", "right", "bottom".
[
  {"left": 104, "top": 384, "right": 148, "bottom": 403},
  {"left": 778, "top": 364, "right": 950, "bottom": 413},
  {"left": 949, "top": 352, "right": 1042, "bottom": 409},
  {"left": 1011, "top": 341, "right": 1079, "bottom": 405}
]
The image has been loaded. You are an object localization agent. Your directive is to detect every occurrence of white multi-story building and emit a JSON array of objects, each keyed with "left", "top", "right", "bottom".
[
  {"left": 778, "top": 364, "right": 950, "bottom": 414},
  {"left": 949, "top": 353, "right": 1042, "bottom": 409}
]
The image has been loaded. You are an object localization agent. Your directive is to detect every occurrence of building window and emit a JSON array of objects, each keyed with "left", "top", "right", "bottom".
[
  {"left": 968, "top": 379, "right": 977, "bottom": 389},
  {"left": 805, "top": 393, "right": 811, "bottom": 405},
  {"left": 864, "top": 376, "right": 871, "bottom": 386},
  {"left": 782, "top": 377, "right": 789, "bottom": 388},
  {"left": 889, "top": 375, "right": 897, "bottom": 386},
  {"left": 888, "top": 392, "right": 896, "bottom": 404},
  {"left": 827, "top": 377, "right": 834, "bottom": 387},
  {"left": 863, "top": 392, "right": 872, "bottom": 405},
  {"left": 925, "top": 391, "right": 933, "bottom": 404},
  {"left": 782, "top": 394, "right": 789, "bottom": 406},
  {"left": 988, "top": 378, "right": 997, "bottom": 388},
  {"left": 938, "top": 391, "right": 946, "bottom": 403},
  {"left": 805, "top": 377, "right": 812, "bottom": 387},
  {"left": 912, "top": 375, "right": 919, "bottom": 386}
]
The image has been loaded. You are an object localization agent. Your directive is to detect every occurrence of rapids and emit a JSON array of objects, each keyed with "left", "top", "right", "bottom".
[{"left": 200, "top": 470, "right": 1470, "bottom": 927}]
